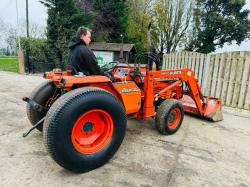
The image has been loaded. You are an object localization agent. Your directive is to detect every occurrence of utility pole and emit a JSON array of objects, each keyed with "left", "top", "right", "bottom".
[
  {"left": 26, "top": 0, "right": 31, "bottom": 73},
  {"left": 15, "top": 0, "right": 21, "bottom": 51},
  {"left": 16, "top": 0, "right": 25, "bottom": 73},
  {"left": 26, "top": 0, "right": 29, "bottom": 37}
]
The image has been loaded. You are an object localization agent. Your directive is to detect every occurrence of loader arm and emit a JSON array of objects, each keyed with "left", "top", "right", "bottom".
[
  {"left": 144, "top": 68, "right": 203, "bottom": 114},
  {"left": 161, "top": 69, "right": 204, "bottom": 115},
  {"left": 146, "top": 68, "right": 223, "bottom": 121}
]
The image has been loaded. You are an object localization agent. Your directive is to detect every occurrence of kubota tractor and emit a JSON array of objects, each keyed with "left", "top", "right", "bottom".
[
  {"left": 23, "top": 24, "right": 223, "bottom": 172},
  {"left": 23, "top": 51, "right": 223, "bottom": 173}
]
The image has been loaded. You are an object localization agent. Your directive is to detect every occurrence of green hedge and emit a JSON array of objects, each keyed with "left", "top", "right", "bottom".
[
  {"left": 20, "top": 37, "right": 55, "bottom": 73},
  {"left": 20, "top": 37, "right": 48, "bottom": 63}
]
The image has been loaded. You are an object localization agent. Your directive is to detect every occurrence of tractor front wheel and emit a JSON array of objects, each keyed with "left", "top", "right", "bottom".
[
  {"left": 43, "top": 87, "right": 127, "bottom": 173},
  {"left": 155, "top": 99, "right": 184, "bottom": 135}
]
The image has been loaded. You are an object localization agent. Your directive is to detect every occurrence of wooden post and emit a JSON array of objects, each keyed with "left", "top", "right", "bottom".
[
  {"left": 238, "top": 54, "right": 250, "bottom": 109},
  {"left": 215, "top": 53, "right": 226, "bottom": 99},
  {"left": 226, "top": 52, "right": 237, "bottom": 106},
  {"left": 198, "top": 54, "right": 205, "bottom": 87},
  {"left": 210, "top": 53, "right": 220, "bottom": 97},
  {"left": 244, "top": 53, "right": 250, "bottom": 110},
  {"left": 172, "top": 53, "right": 176, "bottom": 69},
  {"left": 203, "top": 54, "right": 212, "bottom": 95},
  {"left": 163, "top": 54, "right": 166, "bottom": 69},
  {"left": 195, "top": 53, "right": 200, "bottom": 80},
  {"left": 232, "top": 52, "right": 244, "bottom": 107},
  {"left": 221, "top": 52, "right": 232, "bottom": 104},
  {"left": 18, "top": 50, "right": 25, "bottom": 74},
  {"left": 188, "top": 52, "right": 193, "bottom": 69}
]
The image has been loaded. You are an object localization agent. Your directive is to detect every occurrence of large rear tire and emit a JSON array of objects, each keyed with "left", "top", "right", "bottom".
[
  {"left": 155, "top": 99, "right": 184, "bottom": 135},
  {"left": 43, "top": 87, "right": 127, "bottom": 173},
  {"left": 26, "top": 80, "right": 56, "bottom": 132}
]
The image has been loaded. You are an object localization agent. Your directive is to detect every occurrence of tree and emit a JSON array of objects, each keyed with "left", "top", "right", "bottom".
[
  {"left": 186, "top": 0, "right": 250, "bottom": 53},
  {"left": 0, "top": 18, "right": 6, "bottom": 49},
  {"left": 0, "top": 17, "right": 47, "bottom": 57},
  {"left": 0, "top": 19, "right": 17, "bottom": 55},
  {"left": 19, "top": 20, "right": 46, "bottom": 38},
  {"left": 40, "top": 0, "right": 94, "bottom": 66},
  {"left": 126, "top": 0, "right": 192, "bottom": 53},
  {"left": 5, "top": 27, "right": 17, "bottom": 54},
  {"left": 152, "top": 0, "right": 193, "bottom": 53},
  {"left": 77, "top": 0, "right": 128, "bottom": 43},
  {"left": 126, "top": 0, "right": 152, "bottom": 52}
]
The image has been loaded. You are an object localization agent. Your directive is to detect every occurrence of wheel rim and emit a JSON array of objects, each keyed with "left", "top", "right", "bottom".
[
  {"left": 71, "top": 109, "right": 114, "bottom": 154},
  {"left": 167, "top": 108, "right": 181, "bottom": 129}
]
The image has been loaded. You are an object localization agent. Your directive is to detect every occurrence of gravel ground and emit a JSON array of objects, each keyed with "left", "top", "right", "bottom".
[{"left": 0, "top": 71, "right": 250, "bottom": 187}]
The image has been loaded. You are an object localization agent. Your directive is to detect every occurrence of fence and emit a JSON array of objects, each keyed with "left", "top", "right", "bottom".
[
  {"left": 25, "top": 56, "right": 56, "bottom": 73},
  {"left": 29, "top": 61, "right": 55, "bottom": 73},
  {"left": 163, "top": 51, "right": 250, "bottom": 110}
]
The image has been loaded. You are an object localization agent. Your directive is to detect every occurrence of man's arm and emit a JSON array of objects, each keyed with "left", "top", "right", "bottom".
[{"left": 79, "top": 48, "right": 104, "bottom": 75}]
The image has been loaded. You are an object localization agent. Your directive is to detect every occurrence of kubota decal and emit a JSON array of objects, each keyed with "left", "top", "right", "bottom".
[
  {"left": 160, "top": 70, "right": 182, "bottom": 75},
  {"left": 121, "top": 88, "right": 140, "bottom": 94}
]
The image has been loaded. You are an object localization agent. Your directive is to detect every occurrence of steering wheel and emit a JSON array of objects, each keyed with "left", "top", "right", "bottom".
[
  {"left": 101, "top": 61, "right": 133, "bottom": 82},
  {"left": 101, "top": 61, "right": 123, "bottom": 82}
]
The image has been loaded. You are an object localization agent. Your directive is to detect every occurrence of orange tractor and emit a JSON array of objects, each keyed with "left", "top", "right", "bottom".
[
  {"left": 23, "top": 51, "right": 223, "bottom": 172},
  {"left": 23, "top": 24, "right": 222, "bottom": 173}
]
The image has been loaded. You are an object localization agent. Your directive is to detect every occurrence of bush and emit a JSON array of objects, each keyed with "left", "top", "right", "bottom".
[
  {"left": 20, "top": 37, "right": 55, "bottom": 73},
  {"left": 20, "top": 37, "right": 48, "bottom": 62}
]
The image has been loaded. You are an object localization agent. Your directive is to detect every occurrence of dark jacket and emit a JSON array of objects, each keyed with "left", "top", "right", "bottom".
[{"left": 68, "top": 37, "right": 103, "bottom": 75}]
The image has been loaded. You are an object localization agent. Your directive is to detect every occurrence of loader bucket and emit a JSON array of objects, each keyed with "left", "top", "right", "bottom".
[
  {"left": 203, "top": 97, "right": 223, "bottom": 121},
  {"left": 180, "top": 95, "right": 223, "bottom": 122}
]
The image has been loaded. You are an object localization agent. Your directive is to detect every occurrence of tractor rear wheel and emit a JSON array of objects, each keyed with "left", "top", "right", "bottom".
[
  {"left": 155, "top": 99, "right": 184, "bottom": 135},
  {"left": 26, "top": 80, "right": 56, "bottom": 132},
  {"left": 43, "top": 87, "right": 127, "bottom": 173}
]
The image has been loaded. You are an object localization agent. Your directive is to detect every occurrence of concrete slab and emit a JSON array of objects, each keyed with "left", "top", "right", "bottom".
[{"left": 0, "top": 71, "right": 250, "bottom": 187}]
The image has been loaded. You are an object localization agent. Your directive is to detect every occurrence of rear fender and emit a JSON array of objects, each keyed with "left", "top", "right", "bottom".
[
  {"left": 80, "top": 82, "right": 142, "bottom": 115},
  {"left": 77, "top": 82, "right": 124, "bottom": 106},
  {"left": 59, "top": 76, "right": 124, "bottom": 110},
  {"left": 62, "top": 76, "right": 111, "bottom": 87},
  {"left": 55, "top": 75, "right": 142, "bottom": 115}
]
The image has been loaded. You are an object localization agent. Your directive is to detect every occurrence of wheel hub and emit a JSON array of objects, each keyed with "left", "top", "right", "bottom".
[
  {"left": 71, "top": 109, "right": 114, "bottom": 154},
  {"left": 83, "top": 121, "right": 94, "bottom": 133},
  {"left": 169, "top": 112, "right": 176, "bottom": 123},
  {"left": 167, "top": 108, "right": 181, "bottom": 129}
]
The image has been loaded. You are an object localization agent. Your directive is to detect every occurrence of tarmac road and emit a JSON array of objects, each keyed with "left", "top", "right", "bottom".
[{"left": 0, "top": 71, "right": 250, "bottom": 187}]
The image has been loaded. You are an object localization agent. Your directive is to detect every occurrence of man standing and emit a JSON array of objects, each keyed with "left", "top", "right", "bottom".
[{"left": 68, "top": 26, "right": 103, "bottom": 75}]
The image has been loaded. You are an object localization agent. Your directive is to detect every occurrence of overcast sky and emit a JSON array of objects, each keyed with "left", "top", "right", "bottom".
[
  {"left": 0, "top": 0, "right": 250, "bottom": 52},
  {"left": 0, "top": 0, "right": 47, "bottom": 26}
]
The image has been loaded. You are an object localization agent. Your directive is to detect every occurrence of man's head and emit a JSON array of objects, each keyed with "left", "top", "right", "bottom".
[{"left": 76, "top": 26, "right": 92, "bottom": 45}]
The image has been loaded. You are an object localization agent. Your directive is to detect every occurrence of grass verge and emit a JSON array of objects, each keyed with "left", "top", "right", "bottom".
[{"left": 0, "top": 57, "right": 19, "bottom": 72}]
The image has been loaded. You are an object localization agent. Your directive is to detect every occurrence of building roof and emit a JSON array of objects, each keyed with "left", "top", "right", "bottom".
[{"left": 89, "top": 42, "right": 136, "bottom": 53}]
